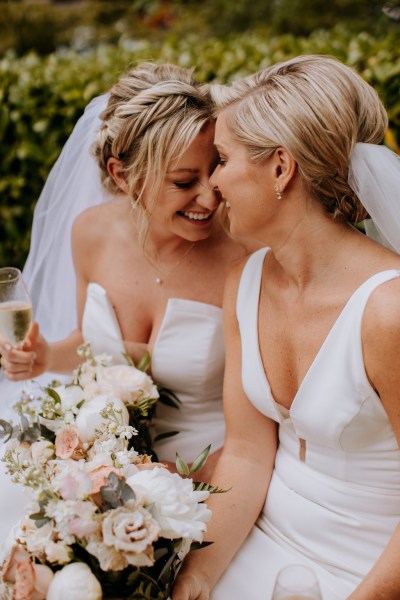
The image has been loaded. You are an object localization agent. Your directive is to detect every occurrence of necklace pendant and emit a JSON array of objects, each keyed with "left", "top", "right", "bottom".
[{"left": 155, "top": 276, "right": 162, "bottom": 285}]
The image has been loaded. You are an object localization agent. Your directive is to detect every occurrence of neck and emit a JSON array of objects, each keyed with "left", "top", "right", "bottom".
[{"left": 265, "top": 208, "right": 357, "bottom": 291}]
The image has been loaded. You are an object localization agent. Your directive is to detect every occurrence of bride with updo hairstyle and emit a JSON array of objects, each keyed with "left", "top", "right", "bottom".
[
  {"left": 172, "top": 55, "right": 400, "bottom": 600},
  {"left": 0, "top": 62, "right": 250, "bottom": 547}
]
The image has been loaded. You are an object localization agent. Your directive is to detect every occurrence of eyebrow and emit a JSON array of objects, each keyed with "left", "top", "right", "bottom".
[{"left": 167, "top": 168, "right": 200, "bottom": 174}]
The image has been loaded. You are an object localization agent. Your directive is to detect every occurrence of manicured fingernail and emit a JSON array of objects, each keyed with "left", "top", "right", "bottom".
[{"left": 4, "top": 344, "right": 11, "bottom": 351}]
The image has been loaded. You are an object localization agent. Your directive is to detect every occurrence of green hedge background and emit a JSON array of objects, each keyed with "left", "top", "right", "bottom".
[{"left": 1, "top": 0, "right": 399, "bottom": 268}]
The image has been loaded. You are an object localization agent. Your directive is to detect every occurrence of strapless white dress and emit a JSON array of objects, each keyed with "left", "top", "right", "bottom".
[
  {"left": 212, "top": 248, "right": 400, "bottom": 600},
  {"left": 83, "top": 283, "right": 226, "bottom": 463},
  {"left": 0, "top": 283, "right": 226, "bottom": 554}
]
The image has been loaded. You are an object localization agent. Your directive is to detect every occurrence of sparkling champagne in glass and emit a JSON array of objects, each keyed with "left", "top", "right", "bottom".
[
  {"left": 0, "top": 268, "right": 32, "bottom": 347},
  {"left": 271, "top": 565, "right": 323, "bottom": 600}
]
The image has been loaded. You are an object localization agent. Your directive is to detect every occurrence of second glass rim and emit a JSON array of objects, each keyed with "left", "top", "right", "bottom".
[{"left": 0, "top": 267, "right": 22, "bottom": 284}]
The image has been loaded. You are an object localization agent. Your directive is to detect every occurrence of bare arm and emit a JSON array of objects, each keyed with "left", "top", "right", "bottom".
[
  {"left": 172, "top": 260, "right": 278, "bottom": 599},
  {"left": 348, "top": 278, "right": 400, "bottom": 599}
]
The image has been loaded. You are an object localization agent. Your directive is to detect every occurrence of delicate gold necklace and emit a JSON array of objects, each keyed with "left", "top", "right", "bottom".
[{"left": 143, "top": 241, "right": 196, "bottom": 285}]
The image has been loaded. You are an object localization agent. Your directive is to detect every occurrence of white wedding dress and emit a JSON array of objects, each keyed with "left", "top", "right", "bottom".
[
  {"left": 0, "top": 283, "right": 226, "bottom": 555},
  {"left": 212, "top": 248, "right": 400, "bottom": 600},
  {"left": 83, "top": 282, "right": 226, "bottom": 463}
]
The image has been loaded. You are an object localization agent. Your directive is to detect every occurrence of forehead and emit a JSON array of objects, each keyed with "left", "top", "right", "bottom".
[
  {"left": 214, "top": 110, "right": 242, "bottom": 153},
  {"left": 168, "top": 121, "right": 216, "bottom": 171}
]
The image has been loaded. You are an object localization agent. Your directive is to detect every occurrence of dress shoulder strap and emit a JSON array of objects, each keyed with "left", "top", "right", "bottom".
[{"left": 236, "top": 247, "right": 269, "bottom": 325}]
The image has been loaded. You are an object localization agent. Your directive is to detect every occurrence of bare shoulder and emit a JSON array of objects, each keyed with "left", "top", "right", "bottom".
[
  {"left": 364, "top": 270, "right": 400, "bottom": 326},
  {"left": 363, "top": 273, "right": 400, "bottom": 357},
  {"left": 72, "top": 197, "right": 127, "bottom": 246}
]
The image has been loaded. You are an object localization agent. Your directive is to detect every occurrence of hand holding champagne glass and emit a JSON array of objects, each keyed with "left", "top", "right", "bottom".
[
  {"left": 271, "top": 564, "right": 323, "bottom": 600},
  {"left": 0, "top": 268, "right": 32, "bottom": 348}
]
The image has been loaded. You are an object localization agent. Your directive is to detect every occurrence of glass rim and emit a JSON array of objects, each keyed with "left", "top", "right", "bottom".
[{"left": 0, "top": 267, "right": 22, "bottom": 284}]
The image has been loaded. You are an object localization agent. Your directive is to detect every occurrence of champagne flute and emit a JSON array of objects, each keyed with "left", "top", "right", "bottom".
[
  {"left": 0, "top": 267, "right": 33, "bottom": 397},
  {"left": 271, "top": 564, "right": 323, "bottom": 600}
]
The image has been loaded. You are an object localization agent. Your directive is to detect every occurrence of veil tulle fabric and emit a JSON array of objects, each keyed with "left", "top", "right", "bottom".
[
  {"left": 22, "top": 94, "right": 113, "bottom": 342},
  {"left": 349, "top": 142, "right": 400, "bottom": 254}
]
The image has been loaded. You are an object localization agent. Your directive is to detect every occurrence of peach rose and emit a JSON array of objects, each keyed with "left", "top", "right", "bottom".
[
  {"left": 88, "top": 466, "right": 121, "bottom": 495},
  {"left": 2, "top": 546, "right": 54, "bottom": 600},
  {"left": 55, "top": 427, "right": 83, "bottom": 460},
  {"left": 87, "top": 465, "right": 121, "bottom": 507},
  {"left": 1, "top": 545, "right": 30, "bottom": 583}
]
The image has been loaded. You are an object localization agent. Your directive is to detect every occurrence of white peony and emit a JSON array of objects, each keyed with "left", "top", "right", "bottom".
[
  {"left": 46, "top": 562, "right": 102, "bottom": 600},
  {"left": 96, "top": 364, "right": 159, "bottom": 404},
  {"left": 126, "top": 467, "right": 211, "bottom": 542},
  {"left": 74, "top": 394, "right": 129, "bottom": 442}
]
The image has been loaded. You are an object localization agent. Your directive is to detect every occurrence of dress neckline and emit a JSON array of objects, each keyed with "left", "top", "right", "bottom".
[
  {"left": 253, "top": 254, "right": 399, "bottom": 414},
  {"left": 86, "top": 283, "right": 222, "bottom": 356}
]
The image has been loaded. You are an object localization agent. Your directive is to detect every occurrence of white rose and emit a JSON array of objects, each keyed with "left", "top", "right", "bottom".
[
  {"left": 126, "top": 467, "right": 211, "bottom": 542},
  {"left": 75, "top": 394, "right": 129, "bottom": 442},
  {"left": 46, "top": 562, "right": 101, "bottom": 600},
  {"left": 96, "top": 364, "right": 159, "bottom": 404},
  {"left": 86, "top": 536, "right": 128, "bottom": 572},
  {"left": 102, "top": 502, "right": 160, "bottom": 567},
  {"left": 45, "top": 540, "right": 72, "bottom": 564},
  {"left": 55, "top": 385, "right": 86, "bottom": 411},
  {"left": 21, "top": 519, "right": 53, "bottom": 555},
  {"left": 30, "top": 440, "right": 55, "bottom": 466}
]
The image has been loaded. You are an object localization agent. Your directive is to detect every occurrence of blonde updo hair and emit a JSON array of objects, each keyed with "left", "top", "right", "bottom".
[
  {"left": 211, "top": 55, "right": 388, "bottom": 224},
  {"left": 94, "top": 62, "right": 213, "bottom": 242}
]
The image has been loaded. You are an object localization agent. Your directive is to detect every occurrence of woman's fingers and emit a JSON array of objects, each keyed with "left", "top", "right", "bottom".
[{"left": 0, "top": 344, "right": 36, "bottom": 379}]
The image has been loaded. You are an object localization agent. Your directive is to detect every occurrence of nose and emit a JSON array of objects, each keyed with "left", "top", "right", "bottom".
[
  {"left": 209, "top": 168, "right": 219, "bottom": 192},
  {"left": 197, "top": 179, "right": 220, "bottom": 210}
]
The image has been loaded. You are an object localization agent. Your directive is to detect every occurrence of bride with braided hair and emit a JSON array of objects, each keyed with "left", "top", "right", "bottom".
[{"left": 0, "top": 62, "right": 251, "bottom": 547}]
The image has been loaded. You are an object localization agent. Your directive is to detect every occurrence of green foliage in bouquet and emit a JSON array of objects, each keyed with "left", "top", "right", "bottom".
[{"left": 0, "top": 347, "right": 223, "bottom": 600}]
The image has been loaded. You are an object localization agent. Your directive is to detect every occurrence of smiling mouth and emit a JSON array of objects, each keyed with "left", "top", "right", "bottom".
[{"left": 178, "top": 211, "right": 214, "bottom": 222}]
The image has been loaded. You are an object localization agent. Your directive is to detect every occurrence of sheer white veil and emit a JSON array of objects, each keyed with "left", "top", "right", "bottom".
[
  {"left": 22, "top": 93, "right": 114, "bottom": 342},
  {"left": 349, "top": 143, "right": 400, "bottom": 254}
]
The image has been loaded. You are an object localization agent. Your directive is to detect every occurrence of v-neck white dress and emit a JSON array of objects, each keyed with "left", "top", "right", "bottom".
[{"left": 212, "top": 248, "right": 400, "bottom": 600}]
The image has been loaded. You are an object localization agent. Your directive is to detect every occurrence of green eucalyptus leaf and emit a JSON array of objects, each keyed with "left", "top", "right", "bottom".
[
  {"left": 157, "top": 387, "right": 181, "bottom": 409},
  {"left": 189, "top": 444, "right": 211, "bottom": 474},
  {"left": 0, "top": 419, "right": 13, "bottom": 440},
  {"left": 175, "top": 452, "right": 190, "bottom": 476},
  {"left": 153, "top": 430, "right": 179, "bottom": 443},
  {"left": 190, "top": 540, "right": 214, "bottom": 551},
  {"left": 121, "top": 483, "right": 136, "bottom": 504},
  {"left": 45, "top": 387, "right": 61, "bottom": 404},
  {"left": 136, "top": 351, "right": 151, "bottom": 373},
  {"left": 122, "top": 352, "right": 135, "bottom": 367}
]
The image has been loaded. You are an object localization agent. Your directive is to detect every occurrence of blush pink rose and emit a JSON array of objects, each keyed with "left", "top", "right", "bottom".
[
  {"left": 2, "top": 545, "right": 30, "bottom": 583},
  {"left": 88, "top": 466, "right": 121, "bottom": 495},
  {"left": 55, "top": 427, "right": 83, "bottom": 460},
  {"left": 14, "top": 559, "right": 35, "bottom": 600},
  {"left": 1, "top": 545, "right": 54, "bottom": 600}
]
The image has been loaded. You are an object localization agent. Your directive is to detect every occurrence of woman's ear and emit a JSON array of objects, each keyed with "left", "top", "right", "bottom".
[
  {"left": 274, "top": 147, "right": 297, "bottom": 191},
  {"left": 107, "top": 157, "right": 129, "bottom": 194}
]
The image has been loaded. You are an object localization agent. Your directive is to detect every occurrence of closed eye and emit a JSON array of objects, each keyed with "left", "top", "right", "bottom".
[{"left": 173, "top": 179, "right": 198, "bottom": 189}]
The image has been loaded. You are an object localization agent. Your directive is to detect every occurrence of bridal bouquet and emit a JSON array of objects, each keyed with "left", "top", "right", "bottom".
[{"left": 0, "top": 345, "right": 217, "bottom": 599}]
